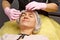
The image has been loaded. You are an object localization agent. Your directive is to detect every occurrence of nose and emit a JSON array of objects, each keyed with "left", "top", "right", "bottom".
[{"left": 23, "top": 15, "right": 29, "bottom": 19}]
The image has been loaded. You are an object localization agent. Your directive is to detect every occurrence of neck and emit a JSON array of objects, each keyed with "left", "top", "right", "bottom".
[{"left": 20, "top": 26, "right": 34, "bottom": 35}]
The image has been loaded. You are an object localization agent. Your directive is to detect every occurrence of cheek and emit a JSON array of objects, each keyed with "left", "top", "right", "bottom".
[
  {"left": 30, "top": 19, "right": 36, "bottom": 27},
  {"left": 19, "top": 18, "right": 23, "bottom": 24},
  {"left": 20, "top": 17, "right": 23, "bottom": 22},
  {"left": 31, "top": 18, "right": 36, "bottom": 23}
]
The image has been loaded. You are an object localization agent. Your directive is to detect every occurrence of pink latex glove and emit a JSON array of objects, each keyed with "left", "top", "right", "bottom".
[
  {"left": 26, "top": 1, "right": 47, "bottom": 11},
  {"left": 4, "top": 7, "right": 21, "bottom": 21}
]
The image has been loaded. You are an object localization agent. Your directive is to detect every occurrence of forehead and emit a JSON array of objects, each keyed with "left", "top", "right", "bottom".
[{"left": 21, "top": 11, "right": 36, "bottom": 16}]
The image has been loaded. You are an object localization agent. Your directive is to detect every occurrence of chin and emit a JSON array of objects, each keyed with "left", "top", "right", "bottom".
[
  {"left": 21, "top": 23, "right": 32, "bottom": 28},
  {"left": 22, "top": 23, "right": 29, "bottom": 26}
]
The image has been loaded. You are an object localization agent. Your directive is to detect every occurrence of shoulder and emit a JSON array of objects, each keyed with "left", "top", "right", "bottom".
[
  {"left": 1, "top": 34, "right": 20, "bottom": 40},
  {"left": 24, "top": 35, "right": 49, "bottom": 40}
]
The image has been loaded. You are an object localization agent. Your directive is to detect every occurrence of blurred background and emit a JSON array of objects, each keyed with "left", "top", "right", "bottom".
[{"left": 0, "top": 0, "right": 60, "bottom": 28}]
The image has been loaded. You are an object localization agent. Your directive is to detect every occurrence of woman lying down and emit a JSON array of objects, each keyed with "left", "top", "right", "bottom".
[{"left": 0, "top": 10, "right": 49, "bottom": 40}]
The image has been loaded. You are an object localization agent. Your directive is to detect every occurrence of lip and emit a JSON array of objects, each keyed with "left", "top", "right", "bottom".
[{"left": 22, "top": 19, "right": 29, "bottom": 22}]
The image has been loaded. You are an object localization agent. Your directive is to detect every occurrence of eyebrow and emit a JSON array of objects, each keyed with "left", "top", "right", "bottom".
[{"left": 21, "top": 12, "right": 26, "bottom": 14}]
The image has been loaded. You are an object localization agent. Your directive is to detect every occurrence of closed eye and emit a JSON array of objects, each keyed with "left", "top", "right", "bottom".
[
  {"left": 29, "top": 15, "right": 33, "bottom": 18},
  {"left": 21, "top": 12, "right": 26, "bottom": 16}
]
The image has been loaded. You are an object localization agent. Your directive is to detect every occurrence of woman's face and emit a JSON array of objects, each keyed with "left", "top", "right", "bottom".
[{"left": 19, "top": 11, "right": 36, "bottom": 28}]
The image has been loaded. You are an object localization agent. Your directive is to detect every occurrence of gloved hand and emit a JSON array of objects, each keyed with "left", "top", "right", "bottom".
[
  {"left": 4, "top": 7, "right": 21, "bottom": 21},
  {"left": 26, "top": 1, "right": 47, "bottom": 11}
]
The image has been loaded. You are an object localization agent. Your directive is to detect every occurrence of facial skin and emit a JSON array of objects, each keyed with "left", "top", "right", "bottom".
[{"left": 19, "top": 11, "right": 36, "bottom": 28}]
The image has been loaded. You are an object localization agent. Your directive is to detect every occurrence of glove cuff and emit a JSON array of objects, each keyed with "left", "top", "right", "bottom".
[
  {"left": 4, "top": 7, "right": 10, "bottom": 16},
  {"left": 40, "top": 3, "right": 47, "bottom": 10}
]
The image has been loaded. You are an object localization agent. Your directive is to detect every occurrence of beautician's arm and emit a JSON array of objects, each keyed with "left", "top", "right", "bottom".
[
  {"left": 2, "top": 0, "right": 11, "bottom": 9},
  {"left": 43, "top": 3, "right": 58, "bottom": 12},
  {"left": 2, "top": 0, "right": 20, "bottom": 21}
]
